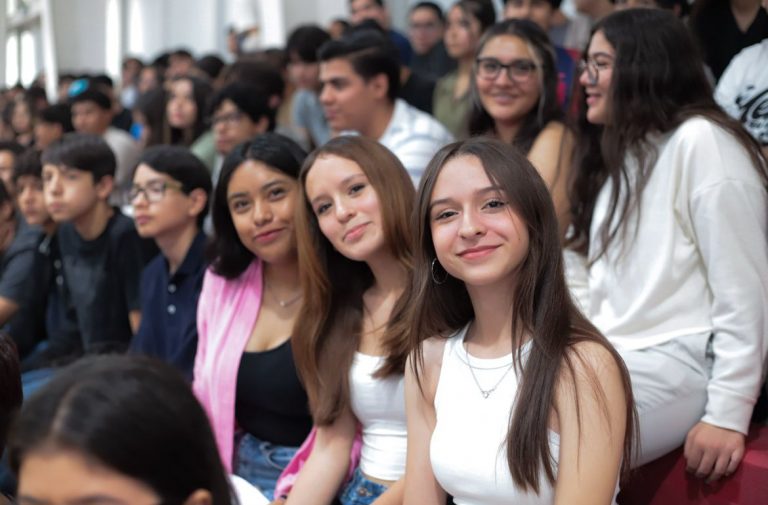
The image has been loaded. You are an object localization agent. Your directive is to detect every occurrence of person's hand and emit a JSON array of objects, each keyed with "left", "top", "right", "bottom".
[{"left": 684, "top": 421, "right": 745, "bottom": 483}]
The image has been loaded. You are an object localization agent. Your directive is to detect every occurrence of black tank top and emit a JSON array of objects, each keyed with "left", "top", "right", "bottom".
[{"left": 235, "top": 339, "right": 312, "bottom": 447}]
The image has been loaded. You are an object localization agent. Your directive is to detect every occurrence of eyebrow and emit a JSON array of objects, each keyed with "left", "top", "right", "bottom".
[
  {"left": 227, "top": 179, "right": 286, "bottom": 202},
  {"left": 16, "top": 496, "right": 129, "bottom": 505},
  {"left": 588, "top": 51, "right": 614, "bottom": 59},
  {"left": 308, "top": 173, "right": 366, "bottom": 206},
  {"left": 429, "top": 186, "right": 504, "bottom": 210}
]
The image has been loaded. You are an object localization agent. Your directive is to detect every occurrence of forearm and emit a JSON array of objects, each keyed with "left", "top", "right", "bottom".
[
  {"left": 283, "top": 447, "right": 350, "bottom": 505},
  {"left": 372, "top": 477, "right": 404, "bottom": 505}
]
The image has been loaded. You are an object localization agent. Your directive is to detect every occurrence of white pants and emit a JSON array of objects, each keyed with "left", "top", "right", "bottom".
[{"left": 618, "top": 332, "right": 711, "bottom": 467}]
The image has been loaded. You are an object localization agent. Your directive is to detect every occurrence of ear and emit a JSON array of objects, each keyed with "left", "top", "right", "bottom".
[
  {"left": 268, "top": 93, "right": 283, "bottom": 110},
  {"left": 368, "top": 73, "right": 389, "bottom": 101},
  {"left": 186, "top": 188, "right": 209, "bottom": 220},
  {"left": 182, "top": 489, "right": 212, "bottom": 505},
  {"left": 94, "top": 174, "right": 115, "bottom": 201}
]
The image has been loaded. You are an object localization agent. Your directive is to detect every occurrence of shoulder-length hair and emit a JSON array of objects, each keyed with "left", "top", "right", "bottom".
[
  {"left": 208, "top": 132, "right": 307, "bottom": 279},
  {"left": 9, "top": 356, "right": 233, "bottom": 504},
  {"left": 163, "top": 76, "right": 212, "bottom": 147},
  {"left": 409, "top": 136, "right": 635, "bottom": 493},
  {"left": 293, "top": 136, "right": 414, "bottom": 425},
  {"left": 468, "top": 19, "right": 563, "bottom": 154},
  {"left": 569, "top": 8, "right": 768, "bottom": 257}
]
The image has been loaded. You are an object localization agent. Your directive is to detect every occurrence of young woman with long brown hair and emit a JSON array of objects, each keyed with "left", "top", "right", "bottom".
[
  {"left": 284, "top": 136, "right": 414, "bottom": 505},
  {"left": 404, "top": 137, "right": 634, "bottom": 504}
]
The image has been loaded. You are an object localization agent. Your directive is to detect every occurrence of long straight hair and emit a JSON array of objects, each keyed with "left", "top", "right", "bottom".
[
  {"left": 292, "top": 136, "right": 415, "bottom": 425},
  {"left": 467, "top": 19, "right": 563, "bottom": 154},
  {"left": 409, "top": 137, "right": 635, "bottom": 493},
  {"left": 568, "top": 9, "right": 768, "bottom": 257}
]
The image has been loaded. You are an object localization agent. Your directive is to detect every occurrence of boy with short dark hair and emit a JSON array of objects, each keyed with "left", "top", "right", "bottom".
[
  {"left": 130, "top": 145, "right": 212, "bottom": 380},
  {"left": 42, "top": 133, "right": 149, "bottom": 356},
  {"left": 34, "top": 104, "right": 73, "bottom": 151}
]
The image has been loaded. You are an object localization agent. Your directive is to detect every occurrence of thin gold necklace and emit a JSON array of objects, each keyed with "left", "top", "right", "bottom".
[
  {"left": 463, "top": 341, "right": 514, "bottom": 399},
  {"left": 266, "top": 284, "right": 302, "bottom": 308}
]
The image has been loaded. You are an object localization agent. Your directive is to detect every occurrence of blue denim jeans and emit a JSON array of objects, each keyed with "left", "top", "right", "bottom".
[
  {"left": 233, "top": 433, "right": 298, "bottom": 500},
  {"left": 339, "top": 468, "right": 389, "bottom": 505}
]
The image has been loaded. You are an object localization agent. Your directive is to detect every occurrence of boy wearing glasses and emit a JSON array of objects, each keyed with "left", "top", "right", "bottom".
[
  {"left": 130, "top": 146, "right": 211, "bottom": 380},
  {"left": 41, "top": 133, "right": 149, "bottom": 359}
]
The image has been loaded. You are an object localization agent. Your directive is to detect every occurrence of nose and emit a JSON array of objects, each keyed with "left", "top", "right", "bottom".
[
  {"left": 319, "top": 84, "right": 333, "bottom": 105},
  {"left": 578, "top": 65, "right": 592, "bottom": 87},
  {"left": 334, "top": 197, "right": 355, "bottom": 223},
  {"left": 45, "top": 174, "right": 62, "bottom": 195},
  {"left": 252, "top": 200, "right": 273, "bottom": 226},
  {"left": 458, "top": 208, "right": 485, "bottom": 239}
]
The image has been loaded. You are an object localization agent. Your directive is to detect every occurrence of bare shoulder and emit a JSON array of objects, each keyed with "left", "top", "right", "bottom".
[
  {"left": 406, "top": 336, "right": 449, "bottom": 403},
  {"left": 532, "top": 121, "right": 573, "bottom": 148},
  {"left": 555, "top": 340, "right": 626, "bottom": 401}
]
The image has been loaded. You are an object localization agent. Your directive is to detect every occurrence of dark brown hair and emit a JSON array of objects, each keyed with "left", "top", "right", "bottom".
[
  {"left": 293, "top": 136, "right": 414, "bottom": 425},
  {"left": 569, "top": 9, "right": 768, "bottom": 258},
  {"left": 409, "top": 137, "right": 635, "bottom": 492}
]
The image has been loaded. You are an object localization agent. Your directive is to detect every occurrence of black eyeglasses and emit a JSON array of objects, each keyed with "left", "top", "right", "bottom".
[
  {"left": 577, "top": 57, "right": 613, "bottom": 86},
  {"left": 475, "top": 57, "right": 538, "bottom": 83},
  {"left": 128, "top": 179, "right": 184, "bottom": 203}
]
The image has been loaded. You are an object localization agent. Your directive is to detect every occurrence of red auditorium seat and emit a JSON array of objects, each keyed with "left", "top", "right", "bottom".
[{"left": 618, "top": 425, "right": 768, "bottom": 505}]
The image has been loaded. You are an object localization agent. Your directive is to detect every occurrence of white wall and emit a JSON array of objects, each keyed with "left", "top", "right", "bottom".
[{"left": 50, "top": 0, "right": 109, "bottom": 73}]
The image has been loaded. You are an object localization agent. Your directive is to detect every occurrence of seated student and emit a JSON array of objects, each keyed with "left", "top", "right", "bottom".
[
  {"left": 504, "top": 0, "right": 579, "bottom": 109},
  {"left": 41, "top": 133, "right": 148, "bottom": 357},
  {"left": 287, "top": 25, "right": 333, "bottom": 148},
  {"left": 33, "top": 104, "right": 73, "bottom": 151},
  {"left": 194, "top": 133, "right": 312, "bottom": 499},
  {"left": 130, "top": 146, "right": 211, "bottom": 380},
  {"left": 193, "top": 82, "right": 275, "bottom": 183},
  {"left": 0, "top": 160, "right": 45, "bottom": 361},
  {"left": 469, "top": 19, "right": 575, "bottom": 236},
  {"left": 0, "top": 142, "right": 24, "bottom": 197},
  {"left": 8, "top": 355, "right": 234, "bottom": 505},
  {"left": 403, "top": 137, "right": 634, "bottom": 505},
  {"left": 318, "top": 28, "right": 453, "bottom": 184},
  {"left": 434, "top": 0, "right": 496, "bottom": 138},
  {"left": 349, "top": 0, "right": 413, "bottom": 65},
  {"left": 409, "top": 2, "right": 457, "bottom": 81},
  {"left": 69, "top": 81, "right": 141, "bottom": 202},
  {"left": 164, "top": 76, "right": 212, "bottom": 147},
  {"left": 0, "top": 333, "right": 21, "bottom": 503}
]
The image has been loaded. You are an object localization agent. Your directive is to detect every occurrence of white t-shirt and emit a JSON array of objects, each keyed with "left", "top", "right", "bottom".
[{"left": 715, "top": 39, "right": 768, "bottom": 147}]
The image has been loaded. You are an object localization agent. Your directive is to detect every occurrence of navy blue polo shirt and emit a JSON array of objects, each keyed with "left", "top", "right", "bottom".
[{"left": 132, "top": 231, "right": 207, "bottom": 380}]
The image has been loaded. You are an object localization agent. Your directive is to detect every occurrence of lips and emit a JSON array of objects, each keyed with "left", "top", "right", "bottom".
[
  {"left": 458, "top": 245, "right": 499, "bottom": 260},
  {"left": 47, "top": 202, "right": 65, "bottom": 214},
  {"left": 343, "top": 222, "right": 369, "bottom": 242},
  {"left": 254, "top": 227, "right": 285, "bottom": 244},
  {"left": 134, "top": 215, "right": 152, "bottom": 226},
  {"left": 586, "top": 94, "right": 601, "bottom": 106}
]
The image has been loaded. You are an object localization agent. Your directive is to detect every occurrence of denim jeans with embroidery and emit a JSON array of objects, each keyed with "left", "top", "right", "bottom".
[
  {"left": 339, "top": 467, "right": 389, "bottom": 505},
  {"left": 233, "top": 433, "right": 299, "bottom": 500}
]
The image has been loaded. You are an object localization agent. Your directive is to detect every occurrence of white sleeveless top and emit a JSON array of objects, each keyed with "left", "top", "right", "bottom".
[
  {"left": 349, "top": 352, "right": 407, "bottom": 481},
  {"left": 430, "top": 325, "right": 559, "bottom": 505}
]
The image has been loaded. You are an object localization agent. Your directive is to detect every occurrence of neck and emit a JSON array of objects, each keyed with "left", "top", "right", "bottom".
[
  {"left": 73, "top": 202, "right": 114, "bottom": 241},
  {"left": 465, "top": 281, "right": 516, "bottom": 352},
  {"left": 731, "top": 0, "right": 761, "bottom": 13},
  {"left": 155, "top": 222, "right": 199, "bottom": 274},
  {"left": 361, "top": 100, "right": 395, "bottom": 140},
  {"left": 458, "top": 57, "right": 474, "bottom": 76},
  {"left": 263, "top": 254, "right": 301, "bottom": 296},
  {"left": 42, "top": 219, "right": 57, "bottom": 236},
  {"left": 366, "top": 250, "right": 407, "bottom": 296},
  {"left": 494, "top": 120, "right": 522, "bottom": 144}
]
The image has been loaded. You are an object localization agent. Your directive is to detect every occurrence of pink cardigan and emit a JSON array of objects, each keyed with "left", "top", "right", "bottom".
[{"left": 193, "top": 260, "right": 263, "bottom": 472}]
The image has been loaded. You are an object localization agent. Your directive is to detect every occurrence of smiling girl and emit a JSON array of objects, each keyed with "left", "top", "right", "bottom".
[
  {"left": 283, "top": 136, "right": 414, "bottom": 505},
  {"left": 193, "top": 133, "right": 312, "bottom": 499},
  {"left": 404, "top": 137, "right": 634, "bottom": 505}
]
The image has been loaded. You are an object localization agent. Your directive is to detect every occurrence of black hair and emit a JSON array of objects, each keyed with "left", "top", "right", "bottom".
[
  {"left": 37, "top": 104, "right": 74, "bottom": 133},
  {"left": 219, "top": 59, "right": 286, "bottom": 99},
  {"left": 195, "top": 54, "right": 226, "bottom": 80},
  {"left": 0, "top": 332, "right": 21, "bottom": 461},
  {"left": 134, "top": 88, "right": 167, "bottom": 148},
  {"left": 90, "top": 74, "right": 115, "bottom": 90},
  {"left": 569, "top": 8, "right": 768, "bottom": 257},
  {"left": 0, "top": 141, "right": 24, "bottom": 157},
  {"left": 410, "top": 1, "right": 445, "bottom": 21},
  {"left": 41, "top": 133, "right": 116, "bottom": 182},
  {"left": 69, "top": 85, "right": 112, "bottom": 111},
  {"left": 287, "top": 25, "right": 332, "bottom": 63},
  {"left": 318, "top": 27, "right": 401, "bottom": 101},
  {"left": 505, "top": 0, "right": 563, "bottom": 10},
  {"left": 8, "top": 355, "right": 233, "bottom": 504},
  {"left": 455, "top": 0, "right": 497, "bottom": 34},
  {"left": 349, "top": 0, "right": 384, "bottom": 5},
  {"left": 208, "top": 81, "right": 277, "bottom": 132},
  {"left": 137, "top": 145, "right": 213, "bottom": 227},
  {"left": 12, "top": 148, "right": 42, "bottom": 182},
  {"left": 165, "top": 76, "right": 213, "bottom": 146},
  {"left": 171, "top": 48, "right": 194, "bottom": 60},
  {"left": 468, "top": 19, "right": 563, "bottom": 154},
  {"left": 209, "top": 133, "right": 306, "bottom": 279},
  {"left": 0, "top": 178, "right": 10, "bottom": 207}
]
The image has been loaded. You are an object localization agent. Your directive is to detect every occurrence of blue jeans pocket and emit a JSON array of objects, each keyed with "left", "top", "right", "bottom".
[
  {"left": 339, "top": 468, "right": 388, "bottom": 505},
  {"left": 234, "top": 433, "right": 298, "bottom": 501}
]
